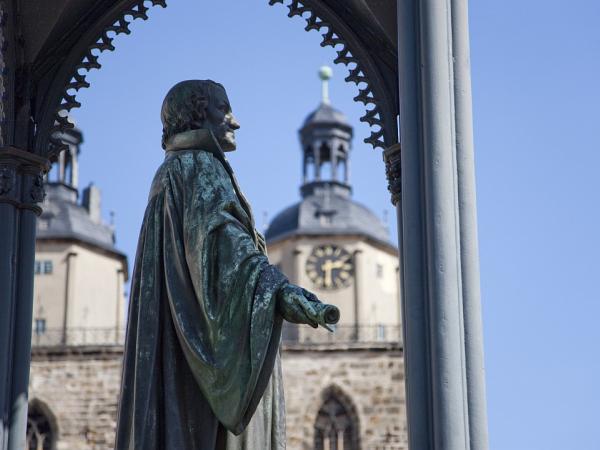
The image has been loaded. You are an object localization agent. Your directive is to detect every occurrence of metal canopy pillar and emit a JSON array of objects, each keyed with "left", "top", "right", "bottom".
[
  {"left": 0, "top": 148, "right": 48, "bottom": 450},
  {"left": 0, "top": 0, "right": 168, "bottom": 447},
  {"left": 0, "top": 1, "right": 50, "bottom": 447},
  {"left": 394, "top": 0, "right": 489, "bottom": 448}
]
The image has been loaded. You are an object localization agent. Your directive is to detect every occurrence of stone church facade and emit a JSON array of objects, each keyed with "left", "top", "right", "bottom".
[
  {"left": 29, "top": 348, "right": 123, "bottom": 450},
  {"left": 27, "top": 70, "right": 407, "bottom": 450},
  {"left": 282, "top": 346, "right": 406, "bottom": 449},
  {"left": 29, "top": 345, "right": 406, "bottom": 450}
]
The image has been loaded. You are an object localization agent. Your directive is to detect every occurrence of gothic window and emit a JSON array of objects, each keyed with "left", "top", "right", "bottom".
[
  {"left": 314, "top": 387, "right": 360, "bottom": 450},
  {"left": 26, "top": 400, "right": 57, "bottom": 450}
]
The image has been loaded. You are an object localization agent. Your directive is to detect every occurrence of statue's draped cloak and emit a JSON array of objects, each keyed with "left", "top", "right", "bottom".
[{"left": 115, "top": 130, "right": 287, "bottom": 450}]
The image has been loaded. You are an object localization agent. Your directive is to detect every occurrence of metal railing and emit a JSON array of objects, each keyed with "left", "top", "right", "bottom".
[
  {"left": 31, "top": 324, "right": 401, "bottom": 348},
  {"left": 31, "top": 328, "right": 125, "bottom": 347},
  {"left": 282, "top": 324, "right": 402, "bottom": 346}
]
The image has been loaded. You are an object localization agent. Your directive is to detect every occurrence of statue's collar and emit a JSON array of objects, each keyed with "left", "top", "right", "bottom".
[
  {"left": 164, "top": 127, "right": 255, "bottom": 230},
  {"left": 165, "top": 128, "right": 222, "bottom": 153}
]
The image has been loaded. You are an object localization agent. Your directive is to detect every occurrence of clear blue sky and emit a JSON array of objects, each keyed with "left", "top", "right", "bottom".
[{"left": 72, "top": 1, "right": 600, "bottom": 449}]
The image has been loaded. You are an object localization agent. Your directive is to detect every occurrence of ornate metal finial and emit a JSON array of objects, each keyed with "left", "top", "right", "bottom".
[{"left": 319, "top": 65, "right": 333, "bottom": 104}]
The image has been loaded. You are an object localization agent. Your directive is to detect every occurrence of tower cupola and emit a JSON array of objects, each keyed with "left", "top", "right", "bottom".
[
  {"left": 265, "top": 67, "right": 391, "bottom": 246},
  {"left": 300, "top": 66, "right": 353, "bottom": 198},
  {"left": 51, "top": 126, "right": 82, "bottom": 191}
]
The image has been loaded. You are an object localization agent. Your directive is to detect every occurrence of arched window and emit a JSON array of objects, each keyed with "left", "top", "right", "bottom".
[
  {"left": 26, "top": 400, "right": 57, "bottom": 450},
  {"left": 314, "top": 387, "right": 360, "bottom": 450}
]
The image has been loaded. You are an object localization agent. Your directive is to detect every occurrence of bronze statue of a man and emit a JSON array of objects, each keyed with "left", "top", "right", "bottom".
[{"left": 115, "top": 80, "right": 339, "bottom": 450}]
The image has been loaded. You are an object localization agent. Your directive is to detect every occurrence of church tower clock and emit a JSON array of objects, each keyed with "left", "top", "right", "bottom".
[{"left": 265, "top": 67, "right": 401, "bottom": 343}]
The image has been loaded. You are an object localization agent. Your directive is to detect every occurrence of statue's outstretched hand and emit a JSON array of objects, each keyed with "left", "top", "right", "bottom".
[{"left": 277, "top": 284, "right": 340, "bottom": 332}]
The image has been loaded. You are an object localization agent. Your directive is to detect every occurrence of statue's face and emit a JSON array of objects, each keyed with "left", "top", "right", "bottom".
[{"left": 205, "top": 86, "right": 240, "bottom": 152}]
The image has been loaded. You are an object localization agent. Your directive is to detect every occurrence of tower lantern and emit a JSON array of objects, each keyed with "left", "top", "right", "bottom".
[
  {"left": 53, "top": 125, "right": 82, "bottom": 190},
  {"left": 299, "top": 66, "right": 353, "bottom": 197}
]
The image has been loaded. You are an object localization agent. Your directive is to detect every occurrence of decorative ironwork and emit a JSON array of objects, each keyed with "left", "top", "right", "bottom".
[
  {"left": 29, "top": 174, "right": 45, "bottom": 203},
  {"left": 384, "top": 143, "right": 402, "bottom": 205},
  {"left": 34, "top": 0, "right": 398, "bottom": 158},
  {"left": 46, "top": 0, "right": 167, "bottom": 158},
  {"left": 0, "top": 164, "right": 14, "bottom": 194},
  {"left": 268, "top": 0, "right": 397, "bottom": 150},
  {"left": 0, "top": 147, "right": 51, "bottom": 213}
]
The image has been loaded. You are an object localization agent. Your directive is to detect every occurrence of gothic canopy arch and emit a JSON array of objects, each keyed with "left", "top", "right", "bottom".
[{"left": 22, "top": 0, "right": 398, "bottom": 159}]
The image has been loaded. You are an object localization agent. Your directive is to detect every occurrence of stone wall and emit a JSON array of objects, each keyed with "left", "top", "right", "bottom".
[
  {"left": 282, "top": 344, "right": 407, "bottom": 450},
  {"left": 29, "top": 345, "right": 407, "bottom": 450},
  {"left": 29, "top": 347, "right": 123, "bottom": 450}
]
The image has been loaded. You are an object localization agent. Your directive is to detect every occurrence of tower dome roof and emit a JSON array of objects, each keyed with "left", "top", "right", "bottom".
[
  {"left": 302, "top": 102, "right": 351, "bottom": 129},
  {"left": 266, "top": 67, "right": 395, "bottom": 251},
  {"left": 37, "top": 184, "right": 124, "bottom": 257},
  {"left": 38, "top": 128, "right": 126, "bottom": 262},
  {"left": 265, "top": 184, "right": 390, "bottom": 246}
]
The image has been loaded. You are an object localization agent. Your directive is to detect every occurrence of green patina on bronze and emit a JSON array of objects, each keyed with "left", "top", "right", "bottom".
[{"left": 115, "top": 80, "right": 339, "bottom": 450}]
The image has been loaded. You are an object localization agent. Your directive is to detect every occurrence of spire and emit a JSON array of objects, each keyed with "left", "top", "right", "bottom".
[{"left": 319, "top": 65, "right": 333, "bottom": 104}]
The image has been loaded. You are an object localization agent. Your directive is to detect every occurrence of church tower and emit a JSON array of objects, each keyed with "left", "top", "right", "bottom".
[
  {"left": 31, "top": 127, "right": 128, "bottom": 346},
  {"left": 266, "top": 67, "right": 401, "bottom": 343},
  {"left": 270, "top": 68, "right": 406, "bottom": 450}
]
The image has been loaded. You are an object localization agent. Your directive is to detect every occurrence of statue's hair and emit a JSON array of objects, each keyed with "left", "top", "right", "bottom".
[{"left": 160, "top": 79, "right": 225, "bottom": 149}]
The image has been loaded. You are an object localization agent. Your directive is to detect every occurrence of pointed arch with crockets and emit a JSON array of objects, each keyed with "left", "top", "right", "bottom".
[{"left": 28, "top": 0, "right": 398, "bottom": 160}]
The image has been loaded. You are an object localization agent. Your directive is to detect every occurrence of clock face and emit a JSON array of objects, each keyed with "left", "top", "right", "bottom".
[{"left": 305, "top": 244, "right": 353, "bottom": 290}]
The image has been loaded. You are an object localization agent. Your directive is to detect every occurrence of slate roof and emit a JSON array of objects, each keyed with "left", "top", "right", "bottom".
[
  {"left": 37, "top": 183, "right": 125, "bottom": 258},
  {"left": 302, "top": 102, "right": 352, "bottom": 130},
  {"left": 265, "top": 181, "right": 391, "bottom": 246}
]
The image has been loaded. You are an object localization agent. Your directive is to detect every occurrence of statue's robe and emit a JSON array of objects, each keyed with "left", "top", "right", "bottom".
[{"left": 115, "top": 129, "right": 287, "bottom": 450}]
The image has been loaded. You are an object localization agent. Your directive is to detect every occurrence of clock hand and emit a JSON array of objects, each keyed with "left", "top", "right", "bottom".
[
  {"left": 321, "top": 260, "right": 334, "bottom": 288},
  {"left": 329, "top": 260, "right": 346, "bottom": 270},
  {"left": 327, "top": 258, "right": 352, "bottom": 272}
]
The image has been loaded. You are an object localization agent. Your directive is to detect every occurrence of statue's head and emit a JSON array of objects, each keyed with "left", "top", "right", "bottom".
[{"left": 161, "top": 80, "right": 240, "bottom": 151}]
